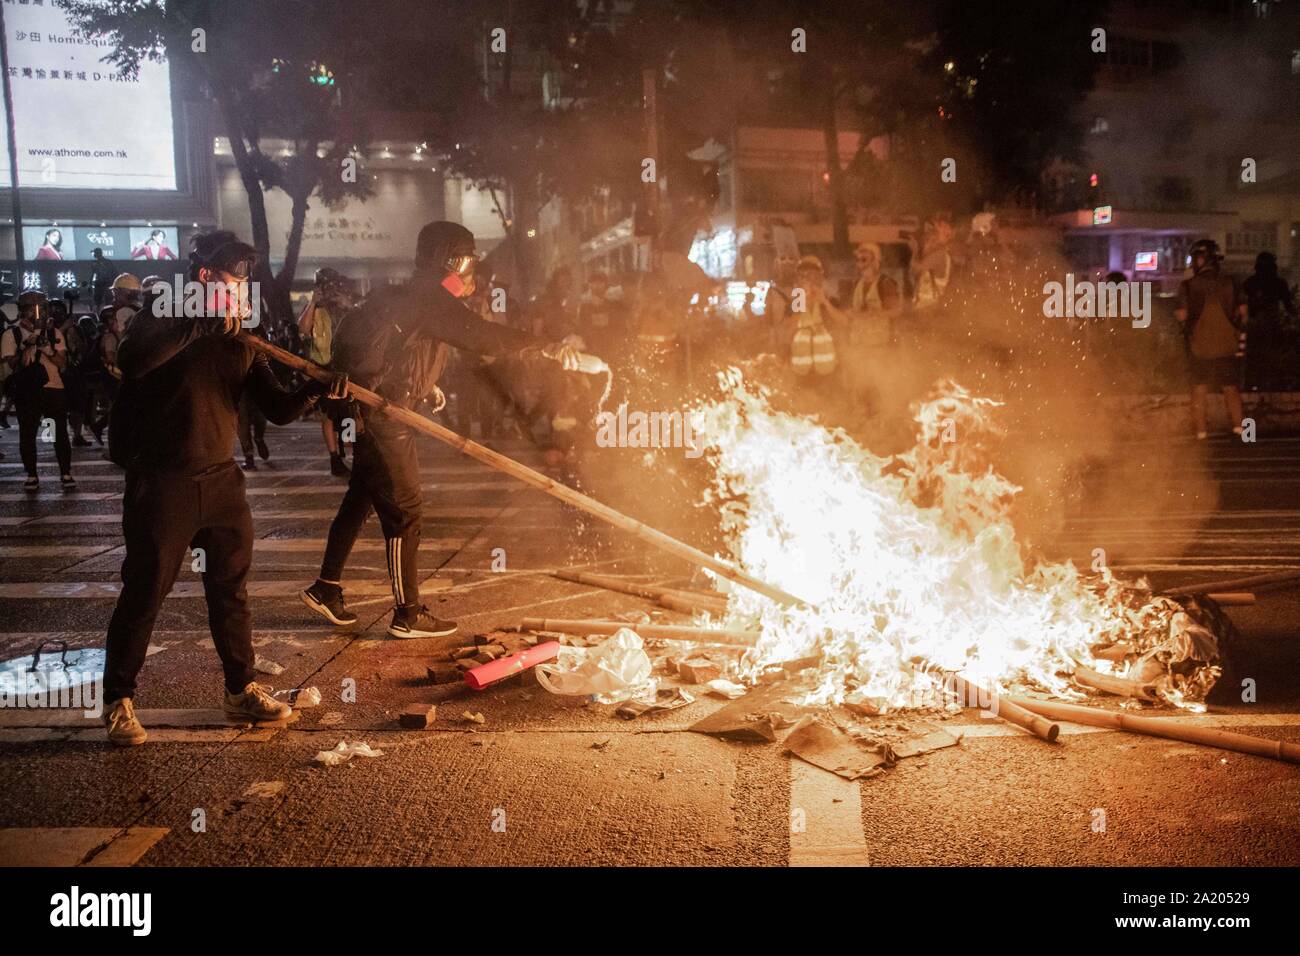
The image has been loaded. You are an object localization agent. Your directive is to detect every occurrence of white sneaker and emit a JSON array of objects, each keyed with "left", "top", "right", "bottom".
[
  {"left": 103, "top": 698, "right": 148, "bottom": 746},
  {"left": 223, "top": 681, "right": 293, "bottom": 721}
]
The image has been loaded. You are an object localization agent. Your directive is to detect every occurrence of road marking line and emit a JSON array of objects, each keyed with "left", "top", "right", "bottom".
[
  {"left": 0, "top": 545, "right": 116, "bottom": 558},
  {"left": 0, "top": 827, "right": 169, "bottom": 867},
  {"left": 49, "top": 538, "right": 470, "bottom": 555},
  {"left": 788, "top": 761, "right": 870, "bottom": 867},
  {"left": 0, "top": 578, "right": 451, "bottom": 599}
]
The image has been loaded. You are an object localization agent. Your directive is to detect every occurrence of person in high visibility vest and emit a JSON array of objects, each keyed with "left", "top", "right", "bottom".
[
  {"left": 786, "top": 255, "right": 847, "bottom": 381},
  {"left": 909, "top": 217, "right": 954, "bottom": 312},
  {"left": 850, "top": 242, "right": 901, "bottom": 348}
]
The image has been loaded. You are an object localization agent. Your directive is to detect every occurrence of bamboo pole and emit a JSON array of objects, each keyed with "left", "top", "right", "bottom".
[
  {"left": 519, "top": 617, "right": 759, "bottom": 647},
  {"left": 553, "top": 569, "right": 728, "bottom": 614},
  {"left": 657, "top": 593, "right": 726, "bottom": 615},
  {"left": 1203, "top": 592, "right": 1255, "bottom": 606},
  {"left": 239, "top": 333, "right": 806, "bottom": 607},
  {"left": 938, "top": 670, "right": 1060, "bottom": 743},
  {"left": 1073, "top": 665, "right": 1161, "bottom": 702},
  {"left": 1162, "top": 570, "right": 1300, "bottom": 598},
  {"left": 1008, "top": 696, "right": 1300, "bottom": 765}
]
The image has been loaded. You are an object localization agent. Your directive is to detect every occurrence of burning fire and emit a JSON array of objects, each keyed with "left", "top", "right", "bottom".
[{"left": 694, "top": 371, "right": 1217, "bottom": 712}]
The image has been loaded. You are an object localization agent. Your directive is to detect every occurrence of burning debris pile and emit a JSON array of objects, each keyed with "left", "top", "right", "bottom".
[
  {"left": 404, "top": 369, "right": 1285, "bottom": 765},
  {"left": 692, "top": 370, "right": 1222, "bottom": 712}
]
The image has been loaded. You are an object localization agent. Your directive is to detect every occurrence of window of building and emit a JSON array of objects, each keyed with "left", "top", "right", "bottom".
[{"left": 1226, "top": 221, "right": 1278, "bottom": 255}]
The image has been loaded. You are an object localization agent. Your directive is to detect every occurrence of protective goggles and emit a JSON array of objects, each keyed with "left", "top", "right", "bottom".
[
  {"left": 445, "top": 253, "right": 478, "bottom": 278},
  {"left": 224, "top": 257, "right": 254, "bottom": 279}
]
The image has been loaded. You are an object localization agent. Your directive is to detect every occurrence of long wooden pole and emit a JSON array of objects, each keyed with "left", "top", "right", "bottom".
[
  {"left": 1161, "top": 570, "right": 1300, "bottom": 598},
  {"left": 553, "top": 569, "right": 728, "bottom": 613},
  {"left": 935, "top": 670, "right": 1059, "bottom": 743},
  {"left": 238, "top": 333, "right": 806, "bottom": 607},
  {"left": 1008, "top": 696, "right": 1300, "bottom": 764},
  {"left": 520, "top": 617, "right": 759, "bottom": 647}
]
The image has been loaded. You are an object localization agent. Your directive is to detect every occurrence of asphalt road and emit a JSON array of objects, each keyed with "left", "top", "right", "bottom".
[{"left": 1, "top": 415, "right": 1298, "bottom": 867}]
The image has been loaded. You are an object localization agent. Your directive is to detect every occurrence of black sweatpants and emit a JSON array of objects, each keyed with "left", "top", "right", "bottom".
[
  {"left": 104, "top": 463, "right": 256, "bottom": 702},
  {"left": 319, "top": 414, "right": 422, "bottom": 606},
  {"left": 17, "top": 386, "right": 71, "bottom": 476},
  {"left": 238, "top": 392, "right": 268, "bottom": 458}
]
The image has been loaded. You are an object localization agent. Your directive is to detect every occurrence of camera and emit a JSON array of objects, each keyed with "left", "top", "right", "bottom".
[{"left": 315, "top": 268, "right": 359, "bottom": 310}]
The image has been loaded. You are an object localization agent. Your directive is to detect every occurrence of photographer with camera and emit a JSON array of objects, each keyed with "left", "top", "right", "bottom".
[
  {"left": 298, "top": 268, "right": 356, "bottom": 477},
  {"left": 1, "top": 291, "right": 75, "bottom": 491}
]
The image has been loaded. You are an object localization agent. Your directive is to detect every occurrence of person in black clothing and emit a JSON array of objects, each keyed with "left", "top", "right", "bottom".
[
  {"left": 90, "top": 247, "right": 116, "bottom": 308},
  {"left": 238, "top": 388, "right": 270, "bottom": 469},
  {"left": 1242, "top": 251, "right": 1298, "bottom": 390},
  {"left": 300, "top": 221, "right": 584, "bottom": 639},
  {"left": 101, "top": 233, "right": 348, "bottom": 746},
  {"left": 2, "top": 291, "right": 75, "bottom": 491}
]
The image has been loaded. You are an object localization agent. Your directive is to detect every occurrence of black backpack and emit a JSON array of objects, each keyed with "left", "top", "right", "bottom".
[{"left": 330, "top": 285, "right": 447, "bottom": 404}]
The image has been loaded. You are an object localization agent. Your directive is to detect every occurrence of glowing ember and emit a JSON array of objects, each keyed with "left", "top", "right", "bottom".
[{"left": 694, "top": 371, "right": 1218, "bottom": 712}]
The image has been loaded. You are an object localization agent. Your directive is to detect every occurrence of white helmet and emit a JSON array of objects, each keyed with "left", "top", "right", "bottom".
[{"left": 111, "top": 273, "right": 142, "bottom": 292}]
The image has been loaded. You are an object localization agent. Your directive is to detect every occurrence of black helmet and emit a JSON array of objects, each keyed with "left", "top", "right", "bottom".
[
  {"left": 16, "top": 290, "right": 48, "bottom": 323},
  {"left": 1254, "top": 251, "right": 1278, "bottom": 277},
  {"left": 188, "top": 229, "right": 241, "bottom": 281},
  {"left": 1189, "top": 238, "right": 1220, "bottom": 266},
  {"left": 415, "top": 221, "right": 477, "bottom": 278},
  {"left": 204, "top": 240, "right": 259, "bottom": 279}
]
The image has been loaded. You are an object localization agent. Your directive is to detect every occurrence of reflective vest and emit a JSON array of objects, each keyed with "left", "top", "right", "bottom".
[
  {"left": 790, "top": 302, "right": 837, "bottom": 376},
  {"left": 914, "top": 253, "right": 951, "bottom": 308}
]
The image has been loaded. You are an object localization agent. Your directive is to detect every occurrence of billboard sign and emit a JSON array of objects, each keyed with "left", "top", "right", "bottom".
[{"left": 0, "top": 0, "right": 178, "bottom": 190}]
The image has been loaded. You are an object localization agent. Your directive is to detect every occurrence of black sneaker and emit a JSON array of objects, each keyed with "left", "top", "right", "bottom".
[
  {"left": 242, "top": 455, "right": 257, "bottom": 471},
  {"left": 300, "top": 581, "right": 358, "bottom": 626},
  {"left": 255, "top": 436, "right": 270, "bottom": 461},
  {"left": 23, "top": 475, "right": 38, "bottom": 492},
  {"left": 330, "top": 453, "right": 350, "bottom": 477},
  {"left": 60, "top": 474, "right": 77, "bottom": 491},
  {"left": 388, "top": 604, "right": 458, "bottom": 639},
  {"left": 72, "top": 434, "right": 91, "bottom": 447}
]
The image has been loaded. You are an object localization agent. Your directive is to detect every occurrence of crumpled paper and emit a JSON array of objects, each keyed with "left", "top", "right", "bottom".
[
  {"left": 313, "top": 740, "right": 385, "bottom": 767},
  {"left": 536, "top": 628, "right": 656, "bottom": 704}
]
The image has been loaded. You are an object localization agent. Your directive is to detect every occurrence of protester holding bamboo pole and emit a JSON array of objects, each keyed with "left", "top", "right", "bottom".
[
  {"left": 300, "top": 222, "right": 591, "bottom": 639},
  {"left": 101, "top": 233, "right": 349, "bottom": 747}
]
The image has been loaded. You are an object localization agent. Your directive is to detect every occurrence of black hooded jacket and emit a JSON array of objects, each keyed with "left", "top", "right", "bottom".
[{"left": 330, "top": 274, "right": 540, "bottom": 408}]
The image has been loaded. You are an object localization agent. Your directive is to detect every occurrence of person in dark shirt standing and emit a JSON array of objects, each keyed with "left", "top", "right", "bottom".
[
  {"left": 90, "top": 248, "right": 116, "bottom": 308},
  {"left": 1242, "top": 251, "right": 1297, "bottom": 391},
  {"left": 300, "top": 221, "right": 583, "bottom": 639},
  {"left": 101, "top": 233, "right": 347, "bottom": 746},
  {"left": 1176, "top": 239, "right": 1247, "bottom": 440}
]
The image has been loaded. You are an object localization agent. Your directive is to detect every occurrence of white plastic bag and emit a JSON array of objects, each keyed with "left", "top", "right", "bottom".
[
  {"left": 535, "top": 628, "right": 657, "bottom": 704},
  {"left": 313, "top": 741, "right": 384, "bottom": 767}
]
